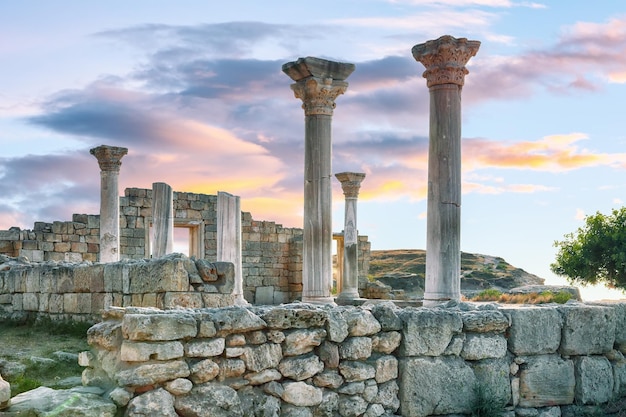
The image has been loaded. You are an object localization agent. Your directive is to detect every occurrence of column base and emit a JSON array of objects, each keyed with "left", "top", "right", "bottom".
[
  {"left": 302, "top": 296, "right": 337, "bottom": 306},
  {"left": 422, "top": 293, "right": 460, "bottom": 307},
  {"left": 336, "top": 290, "right": 360, "bottom": 302}
]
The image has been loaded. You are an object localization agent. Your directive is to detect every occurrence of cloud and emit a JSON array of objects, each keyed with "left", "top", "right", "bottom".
[
  {"left": 463, "top": 133, "right": 626, "bottom": 172},
  {"left": 575, "top": 208, "right": 586, "bottom": 220}
]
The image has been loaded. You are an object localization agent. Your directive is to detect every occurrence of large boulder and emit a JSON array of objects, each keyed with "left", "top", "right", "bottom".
[
  {"left": 0, "top": 373, "right": 10, "bottom": 410},
  {"left": 5, "top": 386, "right": 117, "bottom": 416}
]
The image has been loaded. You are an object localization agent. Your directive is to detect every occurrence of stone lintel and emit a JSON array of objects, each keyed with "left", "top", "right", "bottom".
[
  {"left": 282, "top": 56, "right": 355, "bottom": 82},
  {"left": 90, "top": 145, "right": 129, "bottom": 172},
  {"left": 335, "top": 172, "right": 366, "bottom": 199},
  {"left": 412, "top": 35, "right": 480, "bottom": 88}
]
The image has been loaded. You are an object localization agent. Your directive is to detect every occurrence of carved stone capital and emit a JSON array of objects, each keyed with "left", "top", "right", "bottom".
[
  {"left": 90, "top": 145, "right": 128, "bottom": 172},
  {"left": 283, "top": 56, "right": 354, "bottom": 116},
  {"left": 335, "top": 172, "right": 366, "bottom": 198},
  {"left": 290, "top": 77, "right": 349, "bottom": 116},
  {"left": 412, "top": 35, "right": 480, "bottom": 88}
]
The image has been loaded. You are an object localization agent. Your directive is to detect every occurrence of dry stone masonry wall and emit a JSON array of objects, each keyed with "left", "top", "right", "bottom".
[
  {"left": 80, "top": 301, "right": 626, "bottom": 417},
  {"left": 0, "top": 187, "right": 371, "bottom": 305}
]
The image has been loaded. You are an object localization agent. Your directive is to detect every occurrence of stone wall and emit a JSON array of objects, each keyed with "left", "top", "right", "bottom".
[
  {"left": 0, "top": 254, "right": 235, "bottom": 322},
  {"left": 0, "top": 187, "right": 371, "bottom": 304},
  {"left": 80, "top": 301, "right": 626, "bottom": 417}
]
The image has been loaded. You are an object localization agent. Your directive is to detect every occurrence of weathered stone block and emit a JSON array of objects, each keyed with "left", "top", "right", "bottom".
[
  {"left": 344, "top": 308, "right": 381, "bottom": 336},
  {"left": 209, "top": 306, "right": 267, "bottom": 336},
  {"left": 116, "top": 360, "right": 190, "bottom": 387},
  {"left": 122, "top": 312, "right": 197, "bottom": 341},
  {"left": 126, "top": 388, "right": 177, "bottom": 417},
  {"left": 461, "top": 333, "right": 507, "bottom": 360},
  {"left": 471, "top": 358, "right": 511, "bottom": 409},
  {"left": 174, "top": 383, "right": 242, "bottom": 416},
  {"left": 339, "top": 360, "right": 376, "bottom": 382},
  {"left": 128, "top": 257, "right": 190, "bottom": 293},
  {"left": 282, "top": 328, "right": 326, "bottom": 356},
  {"left": 398, "top": 308, "right": 462, "bottom": 357},
  {"left": 163, "top": 292, "right": 203, "bottom": 309},
  {"left": 22, "top": 293, "right": 38, "bottom": 311},
  {"left": 501, "top": 306, "right": 562, "bottom": 355},
  {"left": 278, "top": 354, "right": 324, "bottom": 381},
  {"left": 574, "top": 356, "right": 613, "bottom": 405},
  {"left": 371, "top": 331, "right": 401, "bottom": 354},
  {"left": 262, "top": 305, "right": 328, "bottom": 329},
  {"left": 281, "top": 382, "right": 323, "bottom": 407},
  {"left": 518, "top": 354, "right": 574, "bottom": 407},
  {"left": 242, "top": 343, "right": 282, "bottom": 372},
  {"left": 461, "top": 309, "right": 509, "bottom": 333},
  {"left": 189, "top": 359, "right": 220, "bottom": 384},
  {"left": 559, "top": 304, "right": 615, "bottom": 355},
  {"left": 399, "top": 356, "right": 476, "bottom": 416},
  {"left": 374, "top": 355, "right": 398, "bottom": 383},
  {"left": 120, "top": 341, "right": 184, "bottom": 362},
  {"left": 184, "top": 338, "right": 225, "bottom": 357}
]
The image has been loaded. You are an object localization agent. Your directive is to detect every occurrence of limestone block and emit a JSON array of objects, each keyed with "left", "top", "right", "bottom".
[
  {"left": 518, "top": 355, "right": 574, "bottom": 407},
  {"left": 190, "top": 359, "right": 220, "bottom": 383},
  {"left": 374, "top": 380, "right": 400, "bottom": 412},
  {"left": 559, "top": 304, "right": 615, "bottom": 355},
  {"left": 398, "top": 308, "right": 462, "bottom": 357},
  {"left": 344, "top": 308, "right": 382, "bottom": 336},
  {"left": 216, "top": 358, "right": 246, "bottom": 379},
  {"left": 314, "top": 390, "right": 339, "bottom": 416},
  {"left": 399, "top": 356, "right": 476, "bottom": 417},
  {"left": 22, "top": 293, "right": 38, "bottom": 311},
  {"left": 128, "top": 257, "right": 190, "bottom": 293},
  {"left": 461, "top": 309, "right": 509, "bottom": 333},
  {"left": 104, "top": 263, "right": 124, "bottom": 293},
  {"left": 162, "top": 292, "right": 203, "bottom": 309},
  {"left": 366, "top": 302, "right": 403, "bottom": 331},
  {"left": 339, "top": 360, "right": 376, "bottom": 382},
  {"left": 461, "top": 333, "right": 507, "bottom": 360},
  {"left": 282, "top": 328, "right": 327, "bottom": 356},
  {"left": 122, "top": 312, "right": 197, "bottom": 341},
  {"left": 574, "top": 356, "right": 613, "bottom": 405},
  {"left": 116, "top": 360, "right": 190, "bottom": 386},
  {"left": 444, "top": 333, "right": 465, "bottom": 356},
  {"left": 337, "top": 381, "right": 366, "bottom": 396},
  {"left": 471, "top": 358, "right": 511, "bottom": 408},
  {"left": 164, "top": 378, "right": 193, "bottom": 396},
  {"left": 339, "top": 395, "right": 369, "bottom": 417},
  {"left": 201, "top": 293, "right": 236, "bottom": 308},
  {"left": 208, "top": 306, "right": 267, "bottom": 336},
  {"left": 108, "top": 387, "right": 132, "bottom": 406},
  {"left": 174, "top": 383, "right": 243, "bottom": 417},
  {"left": 591, "top": 302, "right": 626, "bottom": 353},
  {"left": 278, "top": 354, "right": 324, "bottom": 381},
  {"left": 247, "top": 330, "right": 267, "bottom": 344},
  {"left": 256, "top": 286, "right": 275, "bottom": 304},
  {"left": 120, "top": 341, "right": 184, "bottom": 362},
  {"left": 282, "top": 382, "right": 323, "bottom": 407},
  {"left": 613, "top": 356, "right": 626, "bottom": 397},
  {"left": 327, "top": 308, "right": 349, "bottom": 342},
  {"left": 318, "top": 341, "right": 340, "bottom": 368},
  {"left": 500, "top": 306, "right": 562, "bottom": 355},
  {"left": 242, "top": 343, "right": 282, "bottom": 372},
  {"left": 125, "top": 388, "right": 178, "bottom": 417},
  {"left": 374, "top": 355, "right": 398, "bottom": 383},
  {"left": 313, "top": 370, "right": 344, "bottom": 389},
  {"left": 262, "top": 305, "right": 328, "bottom": 329},
  {"left": 185, "top": 338, "right": 226, "bottom": 357},
  {"left": 339, "top": 337, "right": 372, "bottom": 360},
  {"left": 198, "top": 318, "right": 217, "bottom": 337},
  {"left": 245, "top": 369, "right": 282, "bottom": 385},
  {"left": 371, "top": 331, "right": 401, "bottom": 354}
]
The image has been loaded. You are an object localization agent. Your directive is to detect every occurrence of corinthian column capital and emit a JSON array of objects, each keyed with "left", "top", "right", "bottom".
[
  {"left": 90, "top": 145, "right": 128, "bottom": 172},
  {"left": 283, "top": 56, "right": 355, "bottom": 116},
  {"left": 412, "top": 35, "right": 480, "bottom": 88},
  {"left": 335, "top": 172, "right": 366, "bottom": 199}
]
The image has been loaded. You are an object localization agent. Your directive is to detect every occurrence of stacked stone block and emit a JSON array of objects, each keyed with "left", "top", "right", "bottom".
[
  {"left": 0, "top": 254, "right": 235, "bottom": 322},
  {"left": 80, "top": 301, "right": 626, "bottom": 417}
]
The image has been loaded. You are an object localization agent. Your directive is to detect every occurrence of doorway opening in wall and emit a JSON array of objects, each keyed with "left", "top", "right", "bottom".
[{"left": 146, "top": 219, "right": 204, "bottom": 259}]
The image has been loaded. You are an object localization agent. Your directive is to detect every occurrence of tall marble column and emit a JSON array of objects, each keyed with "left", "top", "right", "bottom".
[
  {"left": 90, "top": 145, "right": 128, "bottom": 263},
  {"left": 217, "top": 191, "right": 247, "bottom": 305},
  {"left": 151, "top": 182, "right": 174, "bottom": 258},
  {"left": 283, "top": 57, "right": 355, "bottom": 304},
  {"left": 412, "top": 35, "right": 480, "bottom": 306},
  {"left": 335, "top": 172, "right": 366, "bottom": 302}
]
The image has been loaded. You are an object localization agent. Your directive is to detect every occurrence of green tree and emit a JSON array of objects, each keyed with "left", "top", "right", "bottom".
[{"left": 551, "top": 207, "right": 626, "bottom": 290}]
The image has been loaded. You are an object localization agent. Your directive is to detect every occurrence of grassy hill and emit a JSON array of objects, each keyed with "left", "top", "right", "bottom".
[{"left": 367, "top": 249, "right": 544, "bottom": 298}]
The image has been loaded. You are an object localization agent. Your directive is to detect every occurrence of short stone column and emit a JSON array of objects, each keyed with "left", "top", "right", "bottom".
[
  {"left": 335, "top": 172, "right": 366, "bottom": 302},
  {"left": 151, "top": 182, "right": 174, "bottom": 258},
  {"left": 90, "top": 145, "right": 128, "bottom": 263},
  {"left": 412, "top": 35, "right": 480, "bottom": 306},
  {"left": 283, "top": 57, "right": 355, "bottom": 304},
  {"left": 217, "top": 191, "right": 247, "bottom": 305}
]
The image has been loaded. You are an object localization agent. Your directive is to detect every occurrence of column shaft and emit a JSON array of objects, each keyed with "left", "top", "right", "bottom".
[
  {"left": 425, "top": 85, "right": 462, "bottom": 302},
  {"left": 151, "top": 182, "right": 174, "bottom": 258},
  {"left": 217, "top": 191, "right": 247, "bottom": 305}
]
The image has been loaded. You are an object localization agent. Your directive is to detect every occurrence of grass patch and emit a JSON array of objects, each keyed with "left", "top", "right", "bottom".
[{"left": 471, "top": 289, "right": 572, "bottom": 304}]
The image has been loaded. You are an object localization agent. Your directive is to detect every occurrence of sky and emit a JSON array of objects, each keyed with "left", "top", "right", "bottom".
[{"left": 2, "top": 0, "right": 626, "bottom": 300}]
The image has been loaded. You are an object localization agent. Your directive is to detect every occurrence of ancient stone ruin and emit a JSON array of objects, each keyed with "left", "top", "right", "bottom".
[{"left": 2, "top": 35, "right": 626, "bottom": 416}]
